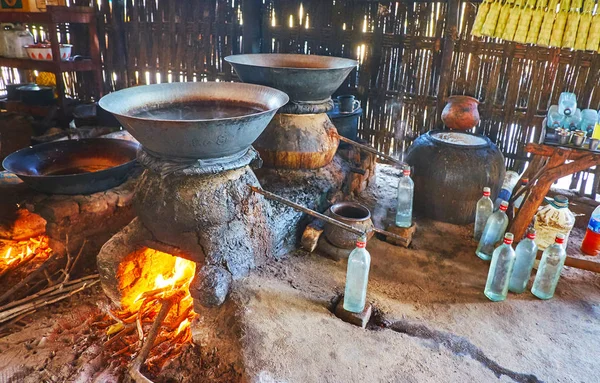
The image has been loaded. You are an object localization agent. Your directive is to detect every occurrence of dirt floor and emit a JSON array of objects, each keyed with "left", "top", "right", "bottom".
[{"left": 0, "top": 165, "right": 599, "bottom": 382}]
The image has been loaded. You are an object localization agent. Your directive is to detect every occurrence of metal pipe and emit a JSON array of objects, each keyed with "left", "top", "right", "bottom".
[
  {"left": 249, "top": 185, "right": 365, "bottom": 236},
  {"left": 337, "top": 135, "right": 405, "bottom": 166}
]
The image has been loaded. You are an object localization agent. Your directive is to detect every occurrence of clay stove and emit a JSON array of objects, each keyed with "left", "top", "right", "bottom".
[{"left": 96, "top": 82, "right": 289, "bottom": 310}]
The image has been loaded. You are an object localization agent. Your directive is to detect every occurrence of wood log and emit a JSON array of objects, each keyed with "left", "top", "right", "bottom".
[{"left": 301, "top": 221, "right": 324, "bottom": 253}]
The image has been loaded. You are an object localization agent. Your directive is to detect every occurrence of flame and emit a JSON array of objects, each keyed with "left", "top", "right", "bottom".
[
  {"left": 1, "top": 236, "right": 49, "bottom": 268},
  {"left": 110, "top": 249, "right": 197, "bottom": 367}
]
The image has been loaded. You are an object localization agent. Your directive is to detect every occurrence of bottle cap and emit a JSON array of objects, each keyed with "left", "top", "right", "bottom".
[
  {"left": 499, "top": 201, "right": 509, "bottom": 211},
  {"left": 483, "top": 187, "right": 491, "bottom": 196},
  {"left": 403, "top": 165, "right": 411, "bottom": 176},
  {"left": 564, "top": 108, "right": 572, "bottom": 116},
  {"left": 356, "top": 234, "right": 367, "bottom": 248},
  {"left": 503, "top": 232, "right": 514, "bottom": 244},
  {"left": 552, "top": 195, "right": 569, "bottom": 209},
  {"left": 526, "top": 228, "right": 536, "bottom": 240},
  {"left": 521, "top": 178, "right": 529, "bottom": 184},
  {"left": 555, "top": 233, "right": 566, "bottom": 244}
]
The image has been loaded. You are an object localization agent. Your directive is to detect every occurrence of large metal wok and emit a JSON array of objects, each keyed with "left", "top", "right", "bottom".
[
  {"left": 225, "top": 53, "right": 358, "bottom": 102},
  {"left": 98, "top": 82, "right": 289, "bottom": 159},
  {"left": 2, "top": 138, "right": 139, "bottom": 195}
]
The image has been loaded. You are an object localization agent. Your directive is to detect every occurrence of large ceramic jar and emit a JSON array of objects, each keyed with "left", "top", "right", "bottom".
[
  {"left": 405, "top": 130, "right": 505, "bottom": 224},
  {"left": 323, "top": 202, "right": 374, "bottom": 249}
]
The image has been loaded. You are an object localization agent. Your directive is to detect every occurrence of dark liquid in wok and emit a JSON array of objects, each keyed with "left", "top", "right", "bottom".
[
  {"left": 46, "top": 164, "right": 111, "bottom": 176},
  {"left": 133, "top": 101, "right": 264, "bottom": 120}
]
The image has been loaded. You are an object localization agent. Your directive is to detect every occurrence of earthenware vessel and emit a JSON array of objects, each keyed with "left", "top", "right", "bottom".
[{"left": 441, "top": 95, "right": 480, "bottom": 130}]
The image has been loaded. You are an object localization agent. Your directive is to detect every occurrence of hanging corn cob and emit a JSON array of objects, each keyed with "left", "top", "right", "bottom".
[
  {"left": 481, "top": 0, "right": 503, "bottom": 36},
  {"left": 537, "top": 0, "right": 559, "bottom": 46},
  {"left": 472, "top": 0, "right": 492, "bottom": 36},
  {"left": 495, "top": 2, "right": 513, "bottom": 37},
  {"left": 574, "top": 12, "right": 591, "bottom": 50},
  {"left": 587, "top": 14, "right": 600, "bottom": 51},
  {"left": 514, "top": 7, "right": 534, "bottom": 42},
  {"left": 549, "top": 10, "right": 568, "bottom": 46},
  {"left": 582, "top": 0, "right": 594, "bottom": 13},
  {"left": 562, "top": 11, "right": 581, "bottom": 48},
  {"left": 502, "top": 2, "right": 524, "bottom": 40},
  {"left": 527, "top": 6, "right": 546, "bottom": 43},
  {"left": 559, "top": 0, "right": 572, "bottom": 12}
]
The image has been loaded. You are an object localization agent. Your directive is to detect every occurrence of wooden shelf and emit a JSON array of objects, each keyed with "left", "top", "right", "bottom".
[
  {"left": 0, "top": 56, "right": 96, "bottom": 72},
  {"left": 0, "top": 6, "right": 95, "bottom": 24}
]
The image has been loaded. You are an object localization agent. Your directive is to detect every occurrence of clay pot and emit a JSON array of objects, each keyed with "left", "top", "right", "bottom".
[
  {"left": 441, "top": 95, "right": 480, "bottom": 130},
  {"left": 323, "top": 202, "right": 374, "bottom": 249}
]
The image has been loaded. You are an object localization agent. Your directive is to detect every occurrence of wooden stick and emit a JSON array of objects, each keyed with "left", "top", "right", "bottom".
[
  {"left": 535, "top": 252, "right": 600, "bottom": 274},
  {"left": 0, "top": 252, "right": 61, "bottom": 304},
  {"left": 129, "top": 297, "right": 176, "bottom": 383},
  {"left": 249, "top": 186, "right": 366, "bottom": 236},
  {"left": 337, "top": 135, "right": 405, "bottom": 166}
]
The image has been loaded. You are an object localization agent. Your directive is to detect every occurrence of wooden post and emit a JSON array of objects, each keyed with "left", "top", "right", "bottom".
[
  {"left": 242, "top": 0, "right": 263, "bottom": 53},
  {"left": 435, "top": 0, "right": 459, "bottom": 128}
]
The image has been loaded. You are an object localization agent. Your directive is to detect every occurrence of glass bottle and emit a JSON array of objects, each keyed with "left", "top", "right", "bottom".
[
  {"left": 531, "top": 234, "right": 567, "bottom": 300},
  {"left": 580, "top": 205, "right": 600, "bottom": 256},
  {"left": 343, "top": 235, "right": 371, "bottom": 313},
  {"left": 484, "top": 232, "right": 516, "bottom": 302},
  {"left": 474, "top": 187, "right": 493, "bottom": 241},
  {"left": 508, "top": 228, "right": 539, "bottom": 293},
  {"left": 558, "top": 92, "right": 577, "bottom": 116},
  {"left": 476, "top": 201, "right": 509, "bottom": 261},
  {"left": 395, "top": 165, "right": 414, "bottom": 228},
  {"left": 533, "top": 195, "right": 574, "bottom": 251}
]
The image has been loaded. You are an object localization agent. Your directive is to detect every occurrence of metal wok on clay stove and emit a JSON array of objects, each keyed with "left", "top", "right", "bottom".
[
  {"left": 2, "top": 138, "right": 139, "bottom": 195},
  {"left": 98, "top": 82, "right": 289, "bottom": 160}
]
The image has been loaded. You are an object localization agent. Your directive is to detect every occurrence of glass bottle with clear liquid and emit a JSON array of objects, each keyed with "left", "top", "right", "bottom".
[
  {"left": 476, "top": 201, "right": 509, "bottom": 261},
  {"left": 531, "top": 234, "right": 567, "bottom": 300},
  {"left": 484, "top": 232, "right": 516, "bottom": 302},
  {"left": 343, "top": 235, "right": 371, "bottom": 313},
  {"left": 395, "top": 166, "right": 414, "bottom": 228},
  {"left": 474, "top": 187, "right": 493, "bottom": 241},
  {"left": 508, "top": 228, "right": 538, "bottom": 293}
]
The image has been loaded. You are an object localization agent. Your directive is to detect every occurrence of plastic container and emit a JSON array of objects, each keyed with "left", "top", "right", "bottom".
[
  {"left": 25, "top": 44, "right": 72, "bottom": 61},
  {"left": 9, "top": 25, "right": 33, "bottom": 58},
  {"left": 558, "top": 92, "right": 577, "bottom": 116},
  {"left": 533, "top": 195, "right": 575, "bottom": 251},
  {"left": 580, "top": 205, "right": 600, "bottom": 256},
  {"left": 0, "top": 23, "right": 15, "bottom": 57}
]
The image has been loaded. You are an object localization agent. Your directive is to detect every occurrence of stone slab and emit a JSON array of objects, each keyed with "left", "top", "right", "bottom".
[
  {"left": 384, "top": 223, "right": 417, "bottom": 247},
  {"left": 334, "top": 298, "right": 372, "bottom": 328}
]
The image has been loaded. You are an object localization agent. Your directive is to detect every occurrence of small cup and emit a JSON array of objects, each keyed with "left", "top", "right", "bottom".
[
  {"left": 337, "top": 95, "right": 360, "bottom": 113},
  {"left": 589, "top": 138, "right": 599, "bottom": 151},
  {"left": 571, "top": 132, "right": 585, "bottom": 147}
]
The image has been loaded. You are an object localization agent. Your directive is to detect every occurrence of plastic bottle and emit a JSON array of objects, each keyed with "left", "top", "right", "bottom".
[
  {"left": 533, "top": 195, "right": 574, "bottom": 251},
  {"left": 580, "top": 109, "right": 598, "bottom": 135},
  {"left": 484, "top": 232, "right": 516, "bottom": 302},
  {"left": 580, "top": 205, "right": 600, "bottom": 256},
  {"left": 531, "top": 233, "right": 567, "bottom": 300},
  {"left": 547, "top": 105, "right": 563, "bottom": 129},
  {"left": 474, "top": 187, "right": 494, "bottom": 241},
  {"left": 508, "top": 228, "right": 539, "bottom": 293},
  {"left": 476, "top": 201, "right": 509, "bottom": 261},
  {"left": 395, "top": 165, "right": 414, "bottom": 228},
  {"left": 512, "top": 178, "right": 529, "bottom": 217},
  {"left": 343, "top": 235, "right": 371, "bottom": 313},
  {"left": 558, "top": 92, "right": 577, "bottom": 116},
  {"left": 494, "top": 171, "right": 520, "bottom": 211},
  {"left": 561, "top": 108, "right": 582, "bottom": 131}
]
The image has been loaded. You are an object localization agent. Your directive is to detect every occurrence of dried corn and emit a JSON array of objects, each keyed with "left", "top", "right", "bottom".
[
  {"left": 574, "top": 12, "right": 591, "bottom": 50},
  {"left": 472, "top": 1, "right": 491, "bottom": 36},
  {"left": 526, "top": 8, "right": 545, "bottom": 43},
  {"left": 582, "top": 0, "right": 594, "bottom": 13},
  {"left": 495, "top": 3, "right": 513, "bottom": 37},
  {"left": 481, "top": 1, "right": 503, "bottom": 36},
  {"left": 559, "top": 0, "right": 571, "bottom": 12},
  {"left": 503, "top": 6, "right": 522, "bottom": 40},
  {"left": 537, "top": 11, "right": 556, "bottom": 46},
  {"left": 514, "top": 8, "right": 534, "bottom": 43},
  {"left": 549, "top": 11, "right": 568, "bottom": 46},
  {"left": 586, "top": 14, "right": 600, "bottom": 51},
  {"left": 562, "top": 11, "right": 580, "bottom": 48},
  {"left": 569, "top": 0, "right": 583, "bottom": 10}
]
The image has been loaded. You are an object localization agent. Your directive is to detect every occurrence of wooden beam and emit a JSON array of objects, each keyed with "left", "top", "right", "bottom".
[{"left": 435, "top": 0, "right": 459, "bottom": 128}]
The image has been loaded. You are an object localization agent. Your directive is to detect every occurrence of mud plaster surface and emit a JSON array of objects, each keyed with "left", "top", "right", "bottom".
[
  {"left": 0, "top": 165, "right": 598, "bottom": 382},
  {"left": 228, "top": 164, "right": 600, "bottom": 383}
]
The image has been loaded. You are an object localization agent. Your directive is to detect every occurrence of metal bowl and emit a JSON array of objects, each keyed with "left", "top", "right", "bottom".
[
  {"left": 225, "top": 53, "right": 358, "bottom": 102},
  {"left": 98, "top": 82, "right": 288, "bottom": 159},
  {"left": 2, "top": 138, "right": 139, "bottom": 195},
  {"left": 571, "top": 133, "right": 586, "bottom": 147}
]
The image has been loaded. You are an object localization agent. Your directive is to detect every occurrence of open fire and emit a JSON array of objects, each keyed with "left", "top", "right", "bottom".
[
  {"left": 0, "top": 235, "right": 51, "bottom": 279},
  {"left": 103, "top": 248, "right": 197, "bottom": 374}
]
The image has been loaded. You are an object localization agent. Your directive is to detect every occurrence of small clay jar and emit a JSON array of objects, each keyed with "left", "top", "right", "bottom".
[
  {"left": 323, "top": 202, "right": 374, "bottom": 249},
  {"left": 441, "top": 95, "right": 480, "bottom": 130}
]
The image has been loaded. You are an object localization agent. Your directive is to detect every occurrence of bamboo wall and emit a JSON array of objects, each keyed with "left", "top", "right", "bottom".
[{"left": 5, "top": 0, "right": 600, "bottom": 172}]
